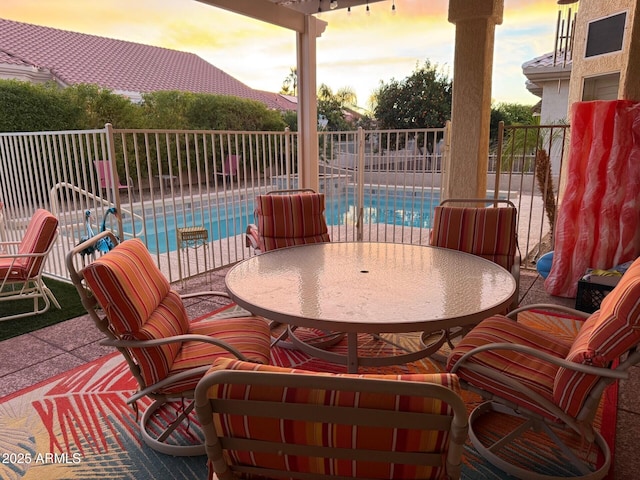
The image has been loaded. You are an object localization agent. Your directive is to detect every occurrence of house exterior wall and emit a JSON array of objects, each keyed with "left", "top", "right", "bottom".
[
  {"left": 0, "top": 64, "right": 54, "bottom": 84},
  {"left": 541, "top": 79, "right": 571, "bottom": 124},
  {"left": 568, "top": 0, "right": 640, "bottom": 106}
]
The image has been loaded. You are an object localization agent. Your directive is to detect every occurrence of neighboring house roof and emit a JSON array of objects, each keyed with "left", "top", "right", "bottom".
[
  {"left": 0, "top": 18, "right": 295, "bottom": 111},
  {"left": 257, "top": 90, "right": 298, "bottom": 111},
  {"left": 522, "top": 51, "right": 573, "bottom": 98}
]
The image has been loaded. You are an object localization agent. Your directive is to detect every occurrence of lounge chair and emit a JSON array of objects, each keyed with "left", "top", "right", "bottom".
[
  {"left": 215, "top": 154, "right": 239, "bottom": 184},
  {"left": 447, "top": 255, "right": 640, "bottom": 479},
  {"left": 94, "top": 160, "right": 134, "bottom": 200},
  {"left": 195, "top": 357, "right": 469, "bottom": 480},
  {"left": 0, "top": 208, "right": 61, "bottom": 321},
  {"left": 66, "top": 231, "right": 271, "bottom": 456}
]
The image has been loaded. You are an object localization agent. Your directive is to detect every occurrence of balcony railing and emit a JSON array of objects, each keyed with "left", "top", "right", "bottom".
[{"left": 0, "top": 122, "right": 569, "bottom": 284}]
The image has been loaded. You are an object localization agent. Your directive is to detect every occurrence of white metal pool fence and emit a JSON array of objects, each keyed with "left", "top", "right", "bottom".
[{"left": 0, "top": 122, "right": 568, "bottom": 284}]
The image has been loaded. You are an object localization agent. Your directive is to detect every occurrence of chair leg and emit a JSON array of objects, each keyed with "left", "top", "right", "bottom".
[
  {"left": 271, "top": 322, "right": 345, "bottom": 350},
  {"left": 42, "top": 280, "right": 61, "bottom": 310},
  {"left": 139, "top": 399, "right": 205, "bottom": 456},
  {"left": 468, "top": 401, "right": 611, "bottom": 480}
]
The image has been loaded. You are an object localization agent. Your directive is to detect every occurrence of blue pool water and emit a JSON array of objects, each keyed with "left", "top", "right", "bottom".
[{"left": 137, "top": 192, "right": 439, "bottom": 254}]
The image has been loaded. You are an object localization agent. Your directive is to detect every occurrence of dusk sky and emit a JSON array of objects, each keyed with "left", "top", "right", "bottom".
[{"left": 3, "top": 0, "right": 561, "bottom": 110}]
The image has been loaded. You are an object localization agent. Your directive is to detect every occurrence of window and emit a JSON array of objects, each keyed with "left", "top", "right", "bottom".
[
  {"left": 582, "top": 73, "right": 620, "bottom": 101},
  {"left": 585, "top": 12, "right": 626, "bottom": 58}
]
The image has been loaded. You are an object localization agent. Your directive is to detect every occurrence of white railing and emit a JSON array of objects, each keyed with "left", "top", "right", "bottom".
[{"left": 0, "top": 122, "right": 568, "bottom": 283}]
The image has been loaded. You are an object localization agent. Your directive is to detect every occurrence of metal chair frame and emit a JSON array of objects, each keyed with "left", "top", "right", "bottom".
[{"left": 66, "top": 231, "right": 269, "bottom": 456}]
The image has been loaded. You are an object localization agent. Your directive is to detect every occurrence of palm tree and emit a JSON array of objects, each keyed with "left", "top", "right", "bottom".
[{"left": 281, "top": 67, "right": 298, "bottom": 96}]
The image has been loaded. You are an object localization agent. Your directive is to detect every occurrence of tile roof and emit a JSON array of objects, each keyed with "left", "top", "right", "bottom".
[
  {"left": 0, "top": 18, "right": 295, "bottom": 111},
  {"left": 522, "top": 52, "right": 572, "bottom": 72}
]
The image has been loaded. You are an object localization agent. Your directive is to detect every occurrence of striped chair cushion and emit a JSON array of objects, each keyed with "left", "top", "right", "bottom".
[
  {"left": 160, "top": 317, "right": 272, "bottom": 394},
  {"left": 204, "top": 357, "right": 460, "bottom": 480},
  {"left": 121, "top": 290, "right": 188, "bottom": 386},
  {"left": 0, "top": 209, "right": 58, "bottom": 279},
  {"left": 554, "top": 257, "right": 640, "bottom": 416},
  {"left": 446, "top": 315, "right": 572, "bottom": 420},
  {"left": 83, "top": 238, "right": 175, "bottom": 336},
  {"left": 255, "top": 193, "right": 330, "bottom": 252},
  {"left": 83, "top": 239, "right": 188, "bottom": 386},
  {"left": 431, "top": 205, "right": 517, "bottom": 271}
]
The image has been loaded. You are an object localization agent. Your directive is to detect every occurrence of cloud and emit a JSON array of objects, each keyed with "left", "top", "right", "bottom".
[{"left": 3, "top": 0, "right": 561, "bottom": 106}]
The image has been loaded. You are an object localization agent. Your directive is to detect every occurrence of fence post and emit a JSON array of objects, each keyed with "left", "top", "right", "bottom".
[
  {"left": 441, "top": 121, "right": 452, "bottom": 200},
  {"left": 494, "top": 120, "right": 504, "bottom": 199},
  {"left": 356, "top": 126, "right": 365, "bottom": 241},
  {"left": 105, "top": 123, "right": 125, "bottom": 236},
  {"left": 284, "top": 127, "right": 292, "bottom": 190}
]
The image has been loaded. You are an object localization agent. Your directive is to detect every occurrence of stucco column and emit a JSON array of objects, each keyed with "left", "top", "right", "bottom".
[
  {"left": 446, "top": 0, "right": 503, "bottom": 200},
  {"left": 297, "top": 15, "right": 326, "bottom": 192}
]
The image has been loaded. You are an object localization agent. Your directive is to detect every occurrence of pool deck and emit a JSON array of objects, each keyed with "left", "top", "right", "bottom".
[{"left": 0, "top": 268, "right": 638, "bottom": 478}]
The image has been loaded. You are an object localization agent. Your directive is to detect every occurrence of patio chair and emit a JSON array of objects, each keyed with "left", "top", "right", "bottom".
[
  {"left": 215, "top": 154, "right": 239, "bottom": 184},
  {"left": 430, "top": 197, "right": 520, "bottom": 309},
  {"left": 245, "top": 188, "right": 331, "bottom": 255},
  {"left": 195, "top": 357, "right": 469, "bottom": 480},
  {"left": 66, "top": 231, "right": 271, "bottom": 456},
  {"left": 0, "top": 208, "right": 61, "bottom": 321},
  {"left": 244, "top": 189, "right": 336, "bottom": 348},
  {"left": 94, "top": 160, "right": 134, "bottom": 200},
  {"left": 447, "top": 255, "right": 640, "bottom": 479}
]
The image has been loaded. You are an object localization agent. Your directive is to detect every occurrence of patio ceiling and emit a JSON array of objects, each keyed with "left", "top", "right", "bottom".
[
  {"left": 198, "top": 0, "right": 379, "bottom": 191},
  {"left": 197, "top": 0, "right": 385, "bottom": 32},
  {"left": 269, "top": 0, "right": 387, "bottom": 15},
  {"left": 196, "top": 0, "right": 503, "bottom": 199}
]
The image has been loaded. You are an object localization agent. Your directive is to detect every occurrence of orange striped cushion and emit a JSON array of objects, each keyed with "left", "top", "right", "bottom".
[
  {"left": 255, "top": 193, "right": 330, "bottom": 252},
  {"left": 83, "top": 238, "right": 173, "bottom": 336},
  {"left": 204, "top": 357, "right": 460, "bottom": 479},
  {"left": 122, "top": 290, "right": 188, "bottom": 385},
  {"left": 555, "top": 258, "right": 640, "bottom": 416},
  {"left": 446, "top": 315, "right": 572, "bottom": 420},
  {"left": 161, "top": 317, "right": 272, "bottom": 394},
  {"left": 0, "top": 209, "right": 58, "bottom": 279},
  {"left": 431, "top": 205, "right": 517, "bottom": 271}
]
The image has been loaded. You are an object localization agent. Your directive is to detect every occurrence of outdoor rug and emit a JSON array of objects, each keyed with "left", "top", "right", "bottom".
[{"left": 0, "top": 308, "right": 617, "bottom": 479}]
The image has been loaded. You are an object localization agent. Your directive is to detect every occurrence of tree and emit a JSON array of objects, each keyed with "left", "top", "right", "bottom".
[
  {"left": 373, "top": 60, "right": 452, "bottom": 130},
  {"left": 186, "top": 94, "right": 285, "bottom": 131},
  {"left": 490, "top": 102, "right": 535, "bottom": 144},
  {"left": 0, "top": 80, "right": 82, "bottom": 132},
  {"left": 281, "top": 110, "right": 297, "bottom": 131},
  {"left": 63, "top": 84, "right": 143, "bottom": 129},
  {"left": 317, "top": 84, "right": 358, "bottom": 131},
  {"left": 140, "top": 90, "right": 194, "bottom": 129},
  {"left": 280, "top": 67, "right": 298, "bottom": 96}
]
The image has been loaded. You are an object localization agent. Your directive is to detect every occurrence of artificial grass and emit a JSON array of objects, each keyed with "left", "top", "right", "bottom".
[{"left": 0, "top": 278, "right": 86, "bottom": 341}]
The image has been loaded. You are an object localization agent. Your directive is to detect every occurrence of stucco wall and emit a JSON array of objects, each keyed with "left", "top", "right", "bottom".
[
  {"left": 568, "top": 0, "right": 639, "bottom": 106},
  {"left": 541, "top": 79, "right": 571, "bottom": 124}
]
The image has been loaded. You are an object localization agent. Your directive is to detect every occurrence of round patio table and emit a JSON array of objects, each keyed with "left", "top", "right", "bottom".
[{"left": 225, "top": 242, "right": 517, "bottom": 372}]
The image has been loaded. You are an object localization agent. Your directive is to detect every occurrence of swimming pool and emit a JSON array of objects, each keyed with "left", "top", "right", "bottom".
[{"left": 137, "top": 191, "right": 440, "bottom": 254}]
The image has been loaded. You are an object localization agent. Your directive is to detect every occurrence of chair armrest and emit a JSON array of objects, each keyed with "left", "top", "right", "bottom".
[
  {"left": 506, "top": 303, "right": 591, "bottom": 320},
  {"left": 0, "top": 250, "right": 47, "bottom": 259},
  {"left": 100, "top": 334, "right": 247, "bottom": 361},
  {"left": 245, "top": 224, "right": 261, "bottom": 253},
  {"left": 128, "top": 365, "right": 212, "bottom": 403},
  {"left": 449, "top": 342, "right": 628, "bottom": 380},
  {"left": 180, "top": 290, "right": 231, "bottom": 301}
]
